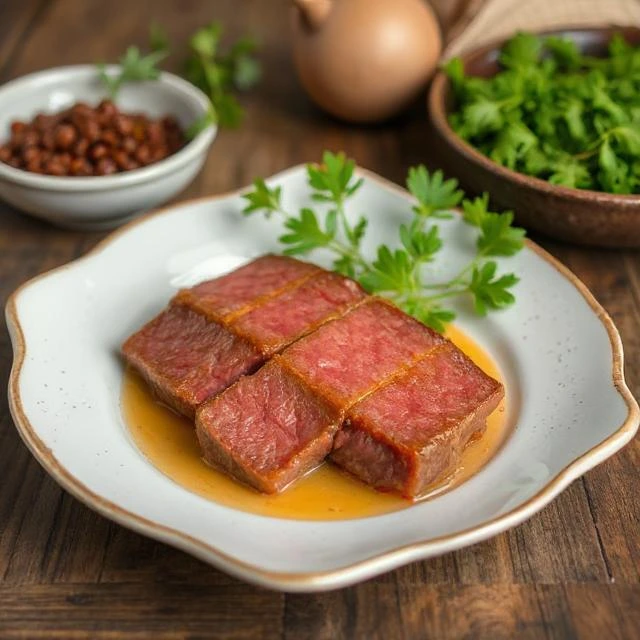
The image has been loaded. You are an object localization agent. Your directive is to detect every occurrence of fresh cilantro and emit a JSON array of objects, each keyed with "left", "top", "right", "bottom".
[
  {"left": 444, "top": 31, "right": 640, "bottom": 194},
  {"left": 243, "top": 153, "right": 524, "bottom": 332}
]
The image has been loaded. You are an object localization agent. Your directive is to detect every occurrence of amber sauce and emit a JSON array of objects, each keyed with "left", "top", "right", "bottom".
[{"left": 122, "top": 326, "right": 509, "bottom": 520}]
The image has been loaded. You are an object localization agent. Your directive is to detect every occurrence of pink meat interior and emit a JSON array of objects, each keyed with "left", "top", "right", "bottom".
[
  {"left": 231, "top": 272, "right": 366, "bottom": 354},
  {"left": 174, "top": 255, "right": 320, "bottom": 320},
  {"left": 280, "top": 298, "right": 445, "bottom": 407}
]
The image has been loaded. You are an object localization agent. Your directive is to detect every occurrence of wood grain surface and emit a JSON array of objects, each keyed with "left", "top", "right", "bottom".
[{"left": 0, "top": 1, "right": 638, "bottom": 638}]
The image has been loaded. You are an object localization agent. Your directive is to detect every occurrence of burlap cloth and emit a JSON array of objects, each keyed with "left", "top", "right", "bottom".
[{"left": 444, "top": 0, "right": 640, "bottom": 57}]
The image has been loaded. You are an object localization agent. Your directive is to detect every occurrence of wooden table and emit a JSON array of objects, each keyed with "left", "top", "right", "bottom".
[{"left": 1, "top": 1, "right": 638, "bottom": 638}]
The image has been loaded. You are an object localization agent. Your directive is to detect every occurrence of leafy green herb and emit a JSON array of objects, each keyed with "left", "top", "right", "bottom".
[
  {"left": 97, "top": 23, "right": 260, "bottom": 131},
  {"left": 445, "top": 32, "right": 640, "bottom": 194},
  {"left": 97, "top": 46, "right": 168, "bottom": 100},
  {"left": 242, "top": 151, "right": 525, "bottom": 332},
  {"left": 184, "top": 22, "right": 261, "bottom": 129}
]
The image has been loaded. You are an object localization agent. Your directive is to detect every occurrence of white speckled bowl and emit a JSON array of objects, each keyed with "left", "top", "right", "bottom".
[{"left": 0, "top": 65, "right": 216, "bottom": 230}]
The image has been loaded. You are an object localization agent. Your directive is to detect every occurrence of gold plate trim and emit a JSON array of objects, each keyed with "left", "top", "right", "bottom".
[{"left": 6, "top": 166, "right": 640, "bottom": 591}]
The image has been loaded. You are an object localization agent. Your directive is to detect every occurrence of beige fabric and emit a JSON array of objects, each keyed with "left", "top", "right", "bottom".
[{"left": 444, "top": 0, "right": 640, "bottom": 58}]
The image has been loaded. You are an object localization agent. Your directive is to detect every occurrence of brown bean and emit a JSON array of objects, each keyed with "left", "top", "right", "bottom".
[
  {"left": 45, "top": 159, "right": 65, "bottom": 176},
  {"left": 0, "top": 146, "right": 12, "bottom": 163},
  {"left": 56, "top": 152, "right": 72, "bottom": 170},
  {"left": 145, "top": 122, "right": 164, "bottom": 146},
  {"left": 73, "top": 138, "right": 89, "bottom": 157},
  {"left": 33, "top": 113, "right": 57, "bottom": 132},
  {"left": 25, "top": 158, "right": 42, "bottom": 173},
  {"left": 22, "top": 146, "right": 40, "bottom": 163},
  {"left": 132, "top": 121, "right": 146, "bottom": 142},
  {"left": 95, "top": 157, "right": 117, "bottom": 175},
  {"left": 10, "top": 121, "right": 27, "bottom": 136},
  {"left": 41, "top": 131, "right": 56, "bottom": 151},
  {"left": 75, "top": 116, "right": 100, "bottom": 142},
  {"left": 71, "top": 102, "right": 92, "bottom": 118},
  {"left": 22, "top": 130, "right": 40, "bottom": 148},
  {"left": 121, "top": 136, "right": 137, "bottom": 153},
  {"left": 112, "top": 149, "right": 131, "bottom": 170},
  {"left": 114, "top": 114, "right": 134, "bottom": 136},
  {"left": 150, "top": 146, "right": 167, "bottom": 163},
  {"left": 89, "top": 143, "right": 108, "bottom": 161},
  {"left": 122, "top": 157, "right": 140, "bottom": 171},
  {"left": 69, "top": 157, "right": 92, "bottom": 176},
  {"left": 38, "top": 150, "right": 52, "bottom": 165},
  {"left": 54, "top": 124, "right": 77, "bottom": 150},
  {"left": 97, "top": 99, "right": 117, "bottom": 119},
  {"left": 134, "top": 144, "right": 151, "bottom": 165},
  {"left": 100, "top": 129, "right": 119, "bottom": 148}
]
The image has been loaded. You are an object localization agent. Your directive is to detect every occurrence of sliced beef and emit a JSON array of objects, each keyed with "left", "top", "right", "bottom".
[
  {"left": 280, "top": 298, "right": 445, "bottom": 409},
  {"left": 230, "top": 272, "right": 366, "bottom": 356},
  {"left": 122, "top": 305, "right": 262, "bottom": 418},
  {"left": 173, "top": 255, "right": 321, "bottom": 322},
  {"left": 125, "top": 256, "right": 503, "bottom": 498},
  {"left": 196, "top": 359, "right": 342, "bottom": 493},
  {"left": 196, "top": 298, "right": 445, "bottom": 493},
  {"left": 331, "top": 342, "right": 504, "bottom": 498},
  {"left": 123, "top": 261, "right": 363, "bottom": 420}
]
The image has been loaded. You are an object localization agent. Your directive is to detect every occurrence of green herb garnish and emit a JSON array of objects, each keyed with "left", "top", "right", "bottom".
[
  {"left": 444, "top": 32, "right": 640, "bottom": 194},
  {"left": 184, "top": 22, "right": 261, "bottom": 129},
  {"left": 97, "top": 46, "right": 169, "bottom": 100},
  {"left": 97, "top": 23, "right": 260, "bottom": 131},
  {"left": 243, "top": 151, "right": 525, "bottom": 332}
]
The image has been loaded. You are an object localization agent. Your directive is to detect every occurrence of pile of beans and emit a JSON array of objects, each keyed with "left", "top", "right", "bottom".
[{"left": 0, "top": 100, "right": 186, "bottom": 177}]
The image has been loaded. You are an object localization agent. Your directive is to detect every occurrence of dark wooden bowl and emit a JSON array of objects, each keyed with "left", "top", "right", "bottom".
[{"left": 428, "top": 27, "right": 640, "bottom": 248}]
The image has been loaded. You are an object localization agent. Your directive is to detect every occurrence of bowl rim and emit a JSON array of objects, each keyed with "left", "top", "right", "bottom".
[
  {"left": 428, "top": 25, "right": 640, "bottom": 204},
  {"left": 0, "top": 64, "right": 217, "bottom": 192}
]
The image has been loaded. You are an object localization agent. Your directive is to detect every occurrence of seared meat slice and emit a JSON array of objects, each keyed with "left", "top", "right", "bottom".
[
  {"left": 122, "top": 305, "right": 262, "bottom": 418},
  {"left": 196, "top": 359, "right": 341, "bottom": 493},
  {"left": 173, "top": 255, "right": 321, "bottom": 322},
  {"left": 230, "top": 271, "right": 366, "bottom": 356},
  {"left": 280, "top": 298, "right": 445, "bottom": 408},
  {"left": 123, "top": 260, "right": 364, "bottom": 418},
  {"left": 332, "top": 343, "right": 504, "bottom": 498}
]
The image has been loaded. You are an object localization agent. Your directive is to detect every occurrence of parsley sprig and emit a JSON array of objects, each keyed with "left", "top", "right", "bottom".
[
  {"left": 243, "top": 151, "right": 525, "bottom": 332},
  {"left": 97, "top": 46, "right": 169, "bottom": 100},
  {"left": 445, "top": 32, "right": 640, "bottom": 194},
  {"left": 97, "top": 23, "right": 260, "bottom": 132},
  {"left": 184, "top": 22, "right": 261, "bottom": 130}
]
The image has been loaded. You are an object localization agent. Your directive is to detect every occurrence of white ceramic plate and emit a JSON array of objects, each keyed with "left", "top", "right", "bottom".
[{"left": 6, "top": 166, "right": 639, "bottom": 592}]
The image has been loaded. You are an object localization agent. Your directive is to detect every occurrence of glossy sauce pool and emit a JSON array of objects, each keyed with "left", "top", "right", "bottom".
[{"left": 122, "top": 326, "right": 509, "bottom": 520}]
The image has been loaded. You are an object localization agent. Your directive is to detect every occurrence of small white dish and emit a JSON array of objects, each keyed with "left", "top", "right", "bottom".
[
  {"left": 0, "top": 65, "right": 216, "bottom": 230},
  {"left": 6, "top": 166, "right": 638, "bottom": 591}
]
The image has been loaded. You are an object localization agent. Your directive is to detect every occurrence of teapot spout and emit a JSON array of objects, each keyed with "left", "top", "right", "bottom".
[{"left": 292, "top": 0, "right": 332, "bottom": 31}]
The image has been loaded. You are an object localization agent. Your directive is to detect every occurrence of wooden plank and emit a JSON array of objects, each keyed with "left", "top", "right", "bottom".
[
  {"left": 283, "top": 584, "right": 640, "bottom": 640},
  {"left": 0, "top": 583, "right": 284, "bottom": 639},
  {"left": 0, "top": 0, "right": 48, "bottom": 78}
]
